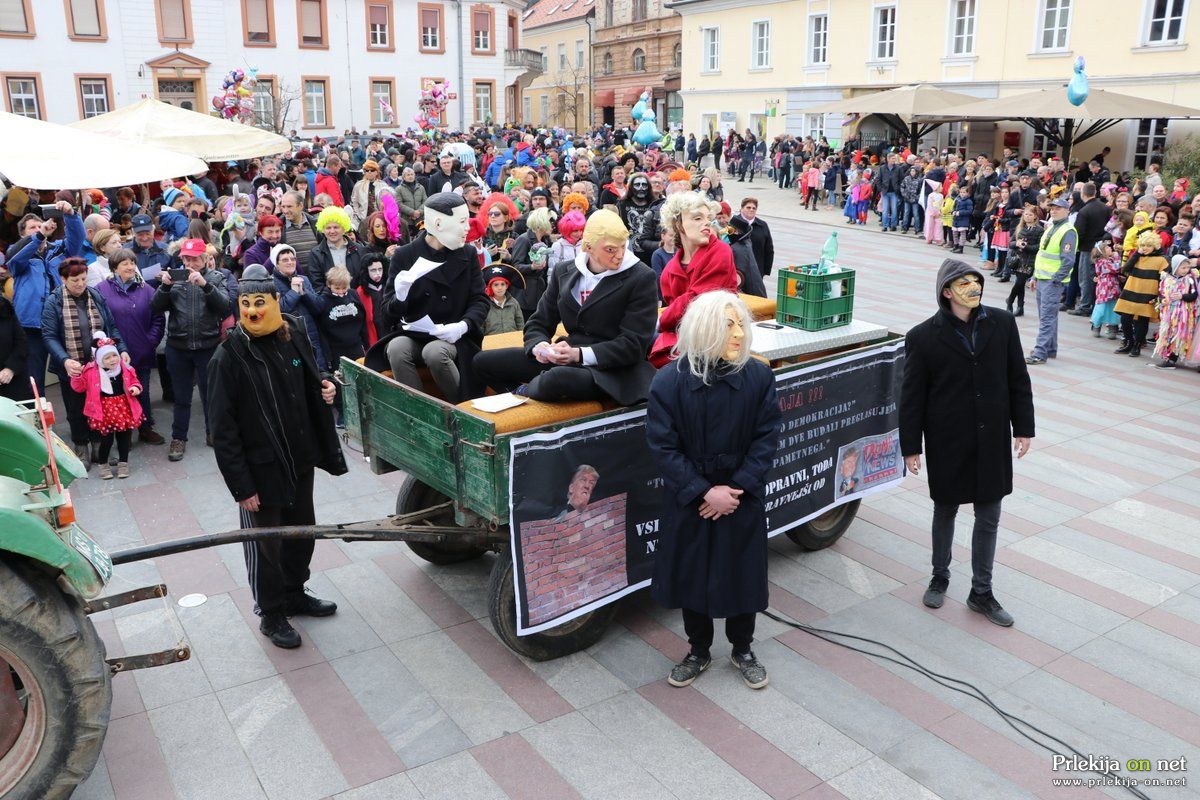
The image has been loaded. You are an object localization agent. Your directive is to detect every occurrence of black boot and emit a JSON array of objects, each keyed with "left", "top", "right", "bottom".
[
  {"left": 259, "top": 613, "right": 301, "bottom": 648},
  {"left": 1006, "top": 301, "right": 1013, "bottom": 313},
  {"left": 1014, "top": 304, "right": 1024, "bottom": 317},
  {"left": 1129, "top": 341, "right": 1142, "bottom": 357},
  {"left": 1114, "top": 339, "right": 1133, "bottom": 354}
]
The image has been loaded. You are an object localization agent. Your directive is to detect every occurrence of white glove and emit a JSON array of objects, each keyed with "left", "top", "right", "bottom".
[
  {"left": 432, "top": 321, "right": 469, "bottom": 344},
  {"left": 393, "top": 271, "right": 415, "bottom": 301}
]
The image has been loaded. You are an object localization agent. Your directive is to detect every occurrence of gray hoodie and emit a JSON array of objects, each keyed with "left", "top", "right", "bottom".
[{"left": 936, "top": 258, "right": 985, "bottom": 313}]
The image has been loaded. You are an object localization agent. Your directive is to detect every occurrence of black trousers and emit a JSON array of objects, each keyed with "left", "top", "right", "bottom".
[
  {"left": 241, "top": 467, "right": 316, "bottom": 615},
  {"left": 57, "top": 377, "right": 97, "bottom": 446},
  {"left": 682, "top": 608, "right": 756, "bottom": 658},
  {"left": 473, "top": 347, "right": 601, "bottom": 402},
  {"left": 1007, "top": 273, "right": 1030, "bottom": 308},
  {"left": 1120, "top": 313, "right": 1150, "bottom": 345}
]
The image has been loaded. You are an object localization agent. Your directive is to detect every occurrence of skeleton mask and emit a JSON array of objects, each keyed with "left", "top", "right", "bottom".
[{"left": 630, "top": 177, "right": 651, "bottom": 202}]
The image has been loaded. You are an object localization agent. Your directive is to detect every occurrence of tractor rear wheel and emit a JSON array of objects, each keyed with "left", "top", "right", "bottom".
[{"left": 0, "top": 557, "right": 111, "bottom": 800}]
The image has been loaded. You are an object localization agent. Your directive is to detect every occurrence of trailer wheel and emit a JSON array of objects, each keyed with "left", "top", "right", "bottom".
[
  {"left": 487, "top": 548, "right": 617, "bottom": 661},
  {"left": 395, "top": 475, "right": 487, "bottom": 565},
  {"left": 0, "top": 558, "right": 111, "bottom": 800},
  {"left": 786, "top": 500, "right": 860, "bottom": 551}
]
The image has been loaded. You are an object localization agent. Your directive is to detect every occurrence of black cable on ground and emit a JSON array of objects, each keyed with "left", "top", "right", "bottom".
[{"left": 762, "top": 609, "right": 1153, "bottom": 800}]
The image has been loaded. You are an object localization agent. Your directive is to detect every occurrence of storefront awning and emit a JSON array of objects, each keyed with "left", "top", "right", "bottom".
[
  {"left": 623, "top": 88, "right": 644, "bottom": 104},
  {"left": 593, "top": 89, "right": 615, "bottom": 108}
]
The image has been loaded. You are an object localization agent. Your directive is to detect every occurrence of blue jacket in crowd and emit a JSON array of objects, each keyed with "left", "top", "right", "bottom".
[{"left": 8, "top": 213, "right": 84, "bottom": 328}]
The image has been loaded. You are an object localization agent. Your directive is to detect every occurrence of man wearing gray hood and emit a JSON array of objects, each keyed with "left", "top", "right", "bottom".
[{"left": 899, "top": 258, "right": 1035, "bottom": 627}]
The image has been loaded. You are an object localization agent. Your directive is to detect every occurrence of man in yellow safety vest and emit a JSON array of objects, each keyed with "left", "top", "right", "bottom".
[{"left": 1025, "top": 197, "right": 1077, "bottom": 365}]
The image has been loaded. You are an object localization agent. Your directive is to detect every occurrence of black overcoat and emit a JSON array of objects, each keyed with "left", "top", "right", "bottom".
[
  {"left": 207, "top": 316, "right": 348, "bottom": 507},
  {"left": 523, "top": 256, "right": 659, "bottom": 406},
  {"left": 899, "top": 306, "right": 1035, "bottom": 505},
  {"left": 364, "top": 234, "right": 490, "bottom": 401},
  {"left": 648, "top": 358, "right": 781, "bottom": 618}
]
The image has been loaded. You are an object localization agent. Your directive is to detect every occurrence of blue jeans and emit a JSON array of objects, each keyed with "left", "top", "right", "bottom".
[
  {"left": 1075, "top": 251, "right": 1095, "bottom": 312},
  {"left": 24, "top": 327, "right": 49, "bottom": 395},
  {"left": 164, "top": 345, "right": 214, "bottom": 442},
  {"left": 881, "top": 192, "right": 900, "bottom": 228},
  {"left": 1031, "top": 280, "right": 1064, "bottom": 359},
  {"left": 932, "top": 501, "right": 1001, "bottom": 593},
  {"left": 135, "top": 366, "right": 156, "bottom": 430},
  {"left": 902, "top": 200, "right": 922, "bottom": 231}
]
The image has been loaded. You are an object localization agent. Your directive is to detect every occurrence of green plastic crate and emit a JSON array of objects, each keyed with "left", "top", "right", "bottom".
[{"left": 776, "top": 265, "right": 856, "bottom": 331}]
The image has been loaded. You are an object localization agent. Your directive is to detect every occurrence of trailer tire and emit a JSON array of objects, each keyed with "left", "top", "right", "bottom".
[
  {"left": 786, "top": 500, "right": 860, "bottom": 551},
  {"left": 395, "top": 475, "right": 487, "bottom": 565},
  {"left": 487, "top": 548, "right": 617, "bottom": 661},
  {"left": 0, "top": 557, "right": 111, "bottom": 800}
]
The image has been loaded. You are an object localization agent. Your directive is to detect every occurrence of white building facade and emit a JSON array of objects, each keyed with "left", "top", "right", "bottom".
[{"left": 0, "top": 0, "right": 543, "bottom": 133}]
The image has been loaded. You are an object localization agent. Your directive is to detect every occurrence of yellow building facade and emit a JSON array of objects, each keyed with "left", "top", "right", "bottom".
[
  {"left": 672, "top": 0, "right": 1200, "bottom": 169},
  {"left": 521, "top": 0, "right": 596, "bottom": 132}
]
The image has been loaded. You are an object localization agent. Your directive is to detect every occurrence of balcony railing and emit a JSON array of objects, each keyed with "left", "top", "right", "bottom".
[{"left": 505, "top": 49, "right": 544, "bottom": 73}]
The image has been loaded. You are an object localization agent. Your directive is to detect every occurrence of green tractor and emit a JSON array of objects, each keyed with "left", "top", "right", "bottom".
[{"left": 0, "top": 394, "right": 184, "bottom": 800}]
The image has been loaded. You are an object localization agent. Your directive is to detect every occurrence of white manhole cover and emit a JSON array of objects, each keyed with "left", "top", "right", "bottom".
[{"left": 178, "top": 593, "right": 208, "bottom": 608}]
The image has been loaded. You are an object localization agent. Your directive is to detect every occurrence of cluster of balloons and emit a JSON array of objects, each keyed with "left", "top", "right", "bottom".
[
  {"left": 413, "top": 82, "right": 450, "bottom": 130},
  {"left": 211, "top": 68, "right": 259, "bottom": 123},
  {"left": 630, "top": 90, "right": 664, "bottom": 147}
]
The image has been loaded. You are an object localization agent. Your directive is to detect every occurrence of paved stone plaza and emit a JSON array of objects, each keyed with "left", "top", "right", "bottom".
[{"left": 67, "top": 188, "right": 1200, "bottom": 800}]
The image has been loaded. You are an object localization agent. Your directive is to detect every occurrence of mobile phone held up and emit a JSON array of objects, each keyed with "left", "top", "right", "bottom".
[
  {"left": 38, "top": 203, "right": 64, "bottom": 220},
  {"left": 168, "top": 268, "right": 189, "bottom": 283}
]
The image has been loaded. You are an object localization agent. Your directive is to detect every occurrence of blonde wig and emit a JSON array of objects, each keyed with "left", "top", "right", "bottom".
[
  {"left": 673, "top": 290, "right": 753, "bottom": 384},
  {"left": 526, "top": 207, "right": 557, "bottom": 236},
  {"left": 581, "top": 209, "right": 629, "bottom": 247},
  {"left": 659, "top": 190, "right": 713, "bottom": 237}
]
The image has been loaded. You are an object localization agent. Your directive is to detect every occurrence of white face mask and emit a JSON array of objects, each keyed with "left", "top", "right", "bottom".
[{"left": 424, "top": 204, "right": 470, "bottom": 249}]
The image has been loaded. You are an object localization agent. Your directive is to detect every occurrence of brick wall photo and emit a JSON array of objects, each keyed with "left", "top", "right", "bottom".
[{"left": 518, "top": 493, "right": 628, "bottom": 627}]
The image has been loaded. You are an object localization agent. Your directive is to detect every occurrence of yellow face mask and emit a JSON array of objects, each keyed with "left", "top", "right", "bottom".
[
  {"left": 948, "top": 275, "right": 983, "bottom": 309},
  {"left": 239, "top": 292, "right": 283, "bottom": 337}
]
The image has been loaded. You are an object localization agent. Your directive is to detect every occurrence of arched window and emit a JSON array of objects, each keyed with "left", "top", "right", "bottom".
[
  {"left": 632, "top": 48, "right": 646, "bottom": 71},
  {"left": 603, "top": 52, "right": 613, "bottom": 74},
  {"left": 673, "top": 42, "right": 682, "bottom": 68}
]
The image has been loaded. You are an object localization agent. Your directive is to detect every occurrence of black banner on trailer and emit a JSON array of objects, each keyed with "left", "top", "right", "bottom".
[{"left": 508, "top": 341, "right": 906, "bottom": 634}]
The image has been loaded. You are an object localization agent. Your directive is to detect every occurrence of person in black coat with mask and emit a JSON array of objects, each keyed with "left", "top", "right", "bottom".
[
  {"left": 649, "top": 292, "right": 779, "bottom": 690},
  {"left": 900, "top": 258, "right": 1035, "bottom": 628},
  {"left": 207, "top": 264, "right": 347, "bottom": 649}
]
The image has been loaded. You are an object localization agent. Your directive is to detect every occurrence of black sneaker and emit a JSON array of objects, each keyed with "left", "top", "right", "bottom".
[
  {"left": 731, "top": 651, "right": 769, "bottom": 689},
  {"left": 667, "top": 653, "right": 711, "bottom": 687},
  {"left": 923, "top": 576, "right": 949, "bottom": 608},
  {"left": 260, "top": 612, "right": 302, "bottom": 648},
  {"left": 284, "top": 590, "right": 338, "bottom": 617},
  {"left": 967, "top": 589, "right": 1014, "bottom": 627}
]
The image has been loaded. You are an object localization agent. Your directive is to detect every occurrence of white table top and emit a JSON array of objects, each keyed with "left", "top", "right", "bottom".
[{"left": 750, "top": 318, "right": 891, "bottom": 360}]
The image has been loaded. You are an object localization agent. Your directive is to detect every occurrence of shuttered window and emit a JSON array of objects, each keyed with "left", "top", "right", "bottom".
[
  {"left": 419, "top": 5, "right": 442, "bottom": 51},
  {"left": 368, "top": 3, "right": 389, "bottom": 46},
  {"left": 159, "top": 0, "right": 188, "bottom": 40},
  {"left": 0, "top": 0, "right": 31, "bottom": 35},
  {"left": 299, "top": 0, "right": 325, "bottom": 46},
  {"left": 69, "top": 0, "right": 102, "bottom": 36},
  {"left": 245, "top": 0, "right": 271, "bottom": 42},
  {"left": 472, "top": 9, "right": 491, "bottom": 52}
]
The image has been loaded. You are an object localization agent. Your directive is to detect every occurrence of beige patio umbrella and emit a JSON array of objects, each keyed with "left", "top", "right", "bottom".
[
  {"left": 948, "top": 87, "right": 1200, "bottom": 163},
  {"left": 71, "top": 98, "right": 291, "bottom": 162},
  {"left": 0, "top": 110, "right": 208, "bottom": 189},
  {"left": 802, "top": 84, "right": 984, "bottom": 150}
]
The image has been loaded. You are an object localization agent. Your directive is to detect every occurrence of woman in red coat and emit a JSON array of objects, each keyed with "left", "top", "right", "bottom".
[{"left": 650, "top": 192, "right": 739, "bottom": 367}]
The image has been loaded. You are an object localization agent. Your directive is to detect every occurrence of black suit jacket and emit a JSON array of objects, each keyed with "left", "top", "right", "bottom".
[
  {"left": 363, "top": 234, "right": 490, "bottom": 401},
  {"left": 524, "top": 257, "right": 658, "bottom": 406}
]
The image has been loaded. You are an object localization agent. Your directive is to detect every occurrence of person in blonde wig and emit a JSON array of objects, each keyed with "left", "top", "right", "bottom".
[
  {"left": 646, "top": 291, "right": 780, "bottom": 690},
  {"left": 473, "top": 210, "right": 658, "bottom": 404}
]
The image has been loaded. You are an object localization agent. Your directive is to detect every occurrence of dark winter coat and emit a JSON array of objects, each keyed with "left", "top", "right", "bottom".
[
  {"left": 207, "top": 316, "right": 348, "bottom": 506},
  {"left": 1010, "top": 222, "right": 1044, "bottom": 275},
  {"left": 307, "top": 237, "right": 367, "bottom": 293},
  {"left": 317, "top": 288, "right": 370, "bottom": 362},
  {"left": 40, "top": 286, "right": 127, "bottom": 372},
  {"left": 648, "top": 357, "right": 781, "bottom": 617},
  {"left": 734, "top": 214, "right": 775, "bottom": 277},
  {"left": 0, "top": 297, "right": 30, "bottom": 399},
  {"left": 523, "top": 254, "right": 659, "bottom": 406},
  {"left": 150, "top": 268, "right": 231, "bottom": 351},
  {"left": 952, "top": 196, "right": 974, "bottom": 228},
  {"left": 508, "top": 229, "right": 552, "bottom": 314},
  {"left": 273, "top": 272, "right": 327, "bottom": 369},
  {"left": 364, "top": 234, "right": 490, "bottom": 402},
  {"left": 900, "top": 264, "right": 1035, "bottom": 504},
  {"left": 1073, "top": 198, "right": 1111, "bottom": 251},
  {"left": 727, "top": 228, "right": 767, "bottom": 298}
]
